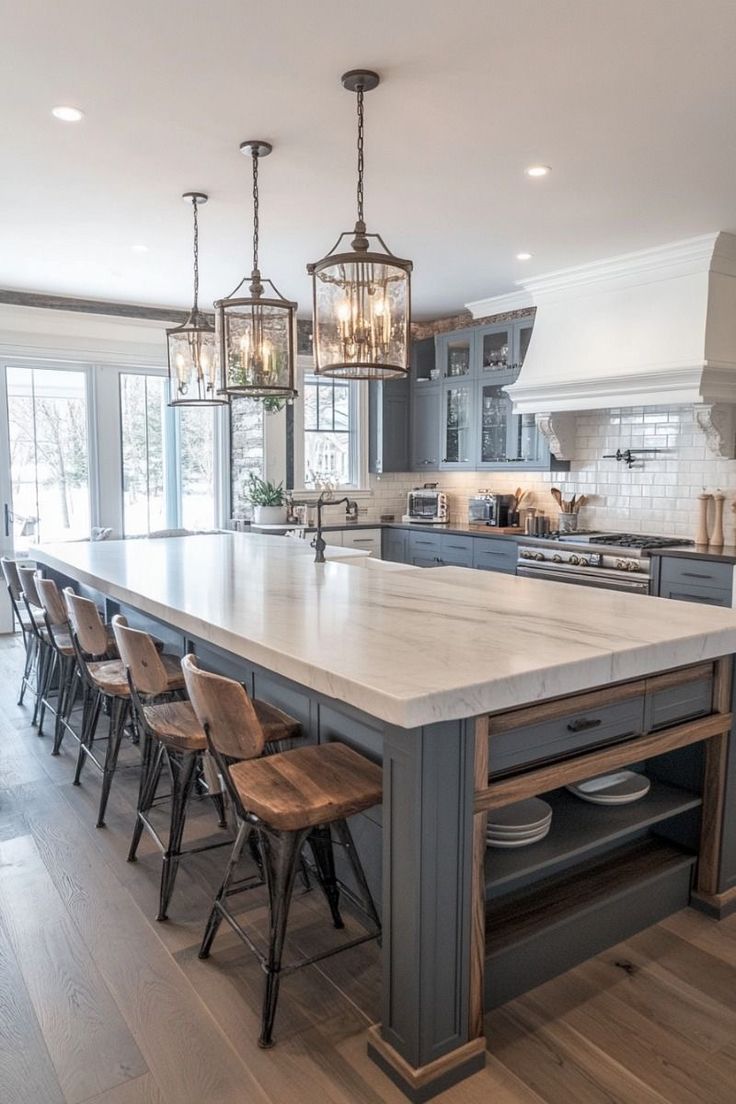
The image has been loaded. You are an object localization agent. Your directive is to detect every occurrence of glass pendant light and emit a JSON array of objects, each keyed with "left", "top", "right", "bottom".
[
  {"left": 167, "top": 192, "right": 226, "bottom": 407},
  {"left": 215, "top": 141, "right": 297, "bottom": 399},
  {"left": 307, "top": 70, "right": 412, "bottom": 380}
]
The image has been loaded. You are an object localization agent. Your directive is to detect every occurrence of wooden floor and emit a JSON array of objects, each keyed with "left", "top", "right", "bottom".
[{"left": 2, "top": 636, "right": 736, "bottom": 1104}]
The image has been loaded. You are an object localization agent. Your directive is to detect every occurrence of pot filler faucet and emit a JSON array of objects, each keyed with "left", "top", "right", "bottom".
[{"left": 312, "top": 492, "right": 359, "bottom": 563}]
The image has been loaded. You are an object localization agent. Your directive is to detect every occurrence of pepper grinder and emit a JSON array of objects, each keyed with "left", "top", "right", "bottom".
[
  {"left": 711, "top": 491, "right": 725, "bottom": 549},
  {"left": 696, "top": 492, "right": 711, "bottom": 546}
]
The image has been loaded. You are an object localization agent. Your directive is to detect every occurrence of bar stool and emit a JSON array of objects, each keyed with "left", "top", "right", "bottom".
[
  {"left": 112, "top": 615, "right": 231, "bottom": 920},
  {"left": 182, "top": 654, "right": 382, "bottom": 1049},
  {"left": 18, "top": 565, "right": 57, "bottom": 729},
  {"left": 1, "top": 556, "right": 43, "bottom": 706},
  {"left": 35, "top": 576, "right": 82, "bottom": 753},
  {"left": 64, "top": 591, "right": 184, "bottom": 827}
]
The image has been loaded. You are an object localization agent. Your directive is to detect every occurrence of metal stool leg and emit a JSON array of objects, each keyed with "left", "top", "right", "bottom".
[
  {"left": 307, "top": 824, "right": 344, "bottom": 930},
  {"left": 199, "top": 818, "right": 251, "bottom": 959},
  {"left": 38, "top": 648, "right": 59, "bottom": 736},
  {"left": 157, "top": 749, "right": 199, "bottom": 921},
  {"left": 18, "top": 632, "right": 36, "bottom": 706},
  {"left": 332, "top": 818, "right": 381, "bottom": 930},
  {"left": 52, "top": 655, "right": 77, "bottom": 755},
  {"left": 128, "top": 733, "right": 165, "bottom": 862},
  {"left": 33, "top": 642, "right": 51, "bottom": 729},
  {"left": 259, "top": 827, "right": 311, "bottom": 1049},
  {"left": 74, "top": 689, "right": 102, "bottom": 785},
  {"left": 96, "top": 697, "right": 129, "bottom": 827}
]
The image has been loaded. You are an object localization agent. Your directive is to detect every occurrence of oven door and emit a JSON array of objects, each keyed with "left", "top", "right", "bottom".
[{"left": 516, "top": 564, "right": 651, "bottom": 593}]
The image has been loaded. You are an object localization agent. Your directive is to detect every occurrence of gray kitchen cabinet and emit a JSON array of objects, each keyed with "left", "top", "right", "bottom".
[
  {"left": 382, "top": 528, "right": 408, "bottom": 563},
  {"left": 369, "top": 378, "right": 409, "bottom": 474},
  {"left": 477, "top": 322, "right": 514, "bottom": 374},
  {"left": 408, "top": 529, "right": 443, "bottom": 565},
  {"left": 411, "top": 335, "right": 436, "bottom": 384},
  {"left": 436, "top": 327, "right": 475, "bottom": 379},
  {"left": 657, "top": 555, "right": 733, "bottom": 608},
  {"left": 439, "top": 534, "right": 474, "bottom": 567},
  {"left": 440, "top": 378, "right": 476, "bottom": 470},
  {"left": 410, "top": 384, "right": 441, "bottom": 471},
  {"left": 473, "top": 537, "right": 518, "bottom": 574}
]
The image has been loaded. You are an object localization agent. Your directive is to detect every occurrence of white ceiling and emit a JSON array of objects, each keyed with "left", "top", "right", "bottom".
[{"left": 2, "top": 0, "right": 736, "bottom": 320}]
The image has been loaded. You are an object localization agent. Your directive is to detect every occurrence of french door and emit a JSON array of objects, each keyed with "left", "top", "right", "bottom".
[{"left": 0, "top": 361, "right": 93, "bottom": 616}]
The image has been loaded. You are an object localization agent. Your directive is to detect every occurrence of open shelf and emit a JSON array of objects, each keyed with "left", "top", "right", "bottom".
[
  {"left": 484, "top": 837, "right": 696, "bottom": 1009},
  {"left": 484, "top": 780, "right": 701, "bottom": 895}
]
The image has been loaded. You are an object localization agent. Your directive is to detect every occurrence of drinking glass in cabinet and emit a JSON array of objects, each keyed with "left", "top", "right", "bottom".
[
  {"left": 482, "top": 330, "right": 511, "bottom": 370},
  {"left": 445, "top": 387, "right": 471, "bottom": 463},
  {"left": 481, "top": 385, "right": 509, "bottom": 462},
  {"left": 445, "top": 338, "right": 472, "bottom": 377}
]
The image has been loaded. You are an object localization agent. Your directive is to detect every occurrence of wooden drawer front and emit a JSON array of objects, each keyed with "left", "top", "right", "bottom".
[
  {"left": 473, "top": 537, "right": 518, "bottom": 573},
  {"left": 648, "top": 675, "right": 713, "bottom": 731},
  {"left": 660, "top": 582, "right": 732, "bottom": 607},
  {"left": 660, "top": 556, "right": 733, "bottom": 593},
  {"left": 408, "top": 530, "right": 443, "bottom": 558},
  {"left": 441, "top": 534, "right": 474, "bottom": 567},
  {"left": 489, "top": 695, "right": 646, "bottom": 775}
]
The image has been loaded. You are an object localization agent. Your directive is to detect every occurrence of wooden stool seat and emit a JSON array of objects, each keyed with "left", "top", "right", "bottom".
[
  {"left": 143, "top": 700, "right": 206, "bottom": 751},
  {"left": 40, "top": 628, "right": 75, "bottom": 656},
  {"left": 229, "top": 742, "right": 382, "bottom": 831}
]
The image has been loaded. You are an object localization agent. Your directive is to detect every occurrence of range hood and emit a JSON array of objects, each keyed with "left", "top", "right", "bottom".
[{"left": 467, "top": 232, "right": 736, "bottom": 459}]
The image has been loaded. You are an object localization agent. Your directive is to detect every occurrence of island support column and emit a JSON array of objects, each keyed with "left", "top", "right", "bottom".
[{"left": 367, "top": 718, "right": 486, "bottom": 1100}]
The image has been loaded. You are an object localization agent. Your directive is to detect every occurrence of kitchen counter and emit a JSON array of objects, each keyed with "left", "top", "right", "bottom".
[
  {"left": 32, "top": 532, "right": 736, "bottom": 730},
  {"left": 31, "top": 530, "right": 736, "bottom": 1100},
  {"left": 649, "top": 544, "right": 736, "bottom": 565}
]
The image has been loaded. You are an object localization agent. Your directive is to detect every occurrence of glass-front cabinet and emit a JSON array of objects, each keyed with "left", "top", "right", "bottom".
[
  {"left": 437, "top": 329, "right": 474, "bottom": 378},
  {"left": 479, "top": 323, "right": 513, "bottom": 373},
  {"left": 441, "top": 380, "right": 475, "bottom": 468}
]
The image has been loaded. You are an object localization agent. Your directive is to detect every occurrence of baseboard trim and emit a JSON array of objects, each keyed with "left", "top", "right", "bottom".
[
  {"left": 367, "top": 1026, "right": 486, "bottom": 1102},
  {"left": 691, "top": 885, "right": 736, "bottom": 919}
]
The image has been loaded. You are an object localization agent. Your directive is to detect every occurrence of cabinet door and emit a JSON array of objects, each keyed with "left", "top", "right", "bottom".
[
  {"left": 369, "top": 380, "right": 409, "bottom": 474},
  {"left": 436, "top": 329, "right": 475, "bottom": 379},
  {"left": 440, "top": 380, "right": 475, "bottom": 469},
  {"left": 341, "top": 528, "right": 382, "bottom": 555},
  {"left": 410, "top": 385, "right": 440, "bottom": 471},
  {"left": 477, "top": 379, "right": 515, "bottom": 466},
  {"left": 477, "top": 323, "right": 513, "bottom": 375},
  {"left": 382, "top": 529, "right": 408, "bottom": 563},
  {"left": 411, "top": 336, "right": 436, "bottom": 384}
]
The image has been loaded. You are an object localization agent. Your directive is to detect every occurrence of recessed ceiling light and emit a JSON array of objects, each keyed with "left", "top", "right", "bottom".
[
  {"left": 524, "top": 164, "right": 550, "bottom": 178},
  {"left": 516, "top": 252, "right": 533, "bottom": 261},
  {"left": 131, "top": 244, "right": 149, "bottom": 253},
  {"left": 52, "top": 105, "right": 84, "bottom": 123}
]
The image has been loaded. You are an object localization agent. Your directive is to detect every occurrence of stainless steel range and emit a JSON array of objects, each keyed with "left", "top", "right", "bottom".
[{"left": 516, "top": 531, "right": 694, "bottom": 593}]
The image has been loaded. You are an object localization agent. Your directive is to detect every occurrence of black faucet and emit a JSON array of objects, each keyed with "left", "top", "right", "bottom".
[{"left": 312, "top": 492, "right": 358, "bottom": 563}]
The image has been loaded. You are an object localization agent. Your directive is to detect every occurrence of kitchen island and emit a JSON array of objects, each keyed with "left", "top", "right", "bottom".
[{"left": 33, "top": 532, "right": 736, "bottom": 1101}]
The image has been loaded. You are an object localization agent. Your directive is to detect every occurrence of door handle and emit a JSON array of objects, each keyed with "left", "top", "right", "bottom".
[
  {"left": 4, "top": 503, "right": 9, "bottom": 538},
  {"left": 566, "top": 717, "right": 603, "bottom": 733}
]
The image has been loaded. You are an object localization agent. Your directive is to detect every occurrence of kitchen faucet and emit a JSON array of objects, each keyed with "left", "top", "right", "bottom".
[{"left": 312, "top": 492, "right": 358, "bottom": 563}]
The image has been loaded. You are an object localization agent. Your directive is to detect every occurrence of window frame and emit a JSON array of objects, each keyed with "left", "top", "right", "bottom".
[{"left": 290, "top": 355, "right": 369, "bottom": 492}]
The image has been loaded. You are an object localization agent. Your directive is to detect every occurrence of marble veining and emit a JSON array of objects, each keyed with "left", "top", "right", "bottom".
[{"left": 32, "top": 533, "right": 736, "bottom": 729}]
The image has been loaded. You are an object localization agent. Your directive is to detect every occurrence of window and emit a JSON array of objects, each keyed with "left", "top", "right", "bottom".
[
  {"left": 229, "top": 399, "right": 264, "bottom": 516},
  {"left": 120, "top": 373, "right": 167, "bottom": 536},
  {"left": 302, "top": 372, "right": 360, "bottom": 488},
  {"left": 5, "top": 365, "right": 90, "bottom": 552},
  {"left": 119, "top": 372, "right": 220, "bottom": 536}
]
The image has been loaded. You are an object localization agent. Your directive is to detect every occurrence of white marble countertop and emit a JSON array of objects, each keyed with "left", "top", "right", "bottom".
[{"left": 32, "top": 533, "right": 736, "bottom": 729}]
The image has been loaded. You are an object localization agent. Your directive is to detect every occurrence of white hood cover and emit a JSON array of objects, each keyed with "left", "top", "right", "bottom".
[{"left": 470, "top": 232, "right": 736, "bottom": 414}]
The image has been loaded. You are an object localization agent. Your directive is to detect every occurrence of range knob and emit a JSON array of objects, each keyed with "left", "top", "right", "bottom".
[
  {"left": 532, "top": 552, "right": 544, "bottom": 561},
  {"left": 569, "top": 554, "right": 580, "bottom": 565},
  {"left": 520, "top": 550, "right": 533, "bottom": 559},
  {"left": 578, "top": 556, "right": 590, "bottom": 566},
  {"left": 626, "top": 560, "right": 640, "bottom": 572},
  {"left": 552, "top": 553, "right": 563, "bottom": 563},
  {"left": 615, "top": 558, "right": 627, "bottom": 570}
]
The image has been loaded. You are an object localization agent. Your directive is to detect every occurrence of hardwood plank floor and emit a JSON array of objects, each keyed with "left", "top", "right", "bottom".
[{"left": 2, "top": 633, "right": 736, "bottom": 1103}]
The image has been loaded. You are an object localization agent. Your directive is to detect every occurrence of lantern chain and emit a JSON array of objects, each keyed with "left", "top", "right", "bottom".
[
  {"left": 252, "top": 150, "right": 260, "bottom": 274},
  {"left": 192, "top": 195, "right": 200, "bottom": 312},
  {"left": 356, "top": 84, "right": 365, "bottom": 223}
]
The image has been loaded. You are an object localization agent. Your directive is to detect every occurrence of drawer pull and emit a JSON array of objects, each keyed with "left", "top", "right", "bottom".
[
  {"left": 567, "top": 717, "right": 603, "bottom": 733},
  {"left": 682, "top": 571, "right": 715, "bottom": 580}
]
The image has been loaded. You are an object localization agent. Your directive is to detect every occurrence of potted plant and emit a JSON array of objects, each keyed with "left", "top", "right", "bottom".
[{"left": 247, "top": 474, "right": 287, "bottom": 525}]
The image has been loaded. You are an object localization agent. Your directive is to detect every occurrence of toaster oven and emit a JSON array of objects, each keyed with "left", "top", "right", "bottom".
[{"left": 403, "top": 486, "right": 449, "bottom": 525}]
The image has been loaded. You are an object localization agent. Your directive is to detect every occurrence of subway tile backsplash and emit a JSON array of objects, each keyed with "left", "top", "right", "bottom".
[{"left": 364, "top": 404, "right": 736, "bottom": 543}]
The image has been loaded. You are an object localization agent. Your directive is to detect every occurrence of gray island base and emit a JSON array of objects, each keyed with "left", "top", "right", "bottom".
[{"left": 32, "top": 533, "right": 736, "bottom": 1101}]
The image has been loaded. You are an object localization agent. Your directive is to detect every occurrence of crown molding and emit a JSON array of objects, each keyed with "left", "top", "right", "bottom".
[{"left": 465, "top": 289, "right": 534, "bottom": 319}]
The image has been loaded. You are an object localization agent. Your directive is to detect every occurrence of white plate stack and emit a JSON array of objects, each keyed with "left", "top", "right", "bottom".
[
  {"left": 486, "top": 798, "right": 553, "bottom": 848},
  {"left": 567, "top": 770, "right": 651, "bottom": 805}
]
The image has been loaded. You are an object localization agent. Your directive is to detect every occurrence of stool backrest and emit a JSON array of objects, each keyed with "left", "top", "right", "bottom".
[
  {"left": 182, "top": 653, "right": 265, "bottom": 761},
  {"left": 36, "top": 576, "right": 68, "bottom": 627},
  {"left": 1, "top": 557, "right": 22, "bottom": 600},
  {"left": 64, "top": 588, "right": 109, "bottom": 656},
  {"left": 112, "top": 614, "right": 169, "bottom": 696},
  {"left": 18, "top": 565, "right": 42, "bottom": 609}
]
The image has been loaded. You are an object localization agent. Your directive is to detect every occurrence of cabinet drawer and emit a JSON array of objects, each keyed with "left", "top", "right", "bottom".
[
  {"left": 408, "top": 530, "right": 443, "bottom": 557},
  {"left": 473, "top": 537, "right": 518, "bottom": 573},
  {"left": 648, "top": 674, "right": 713, "bottom": 731},
  {"left": 659, "top": 556, "right": 733, "bottom": 594},
  {"left": 489, "top": 695, "right": 646, "bottom": 775},
  {"left": 440, "top": 534, "right": 474, "bottom": 567},
  {"left": 341, "top": 528, "right": 381, "bottom": 551},
  {"left": 660, "top": 582, "right": 732, "bottom": 608}
]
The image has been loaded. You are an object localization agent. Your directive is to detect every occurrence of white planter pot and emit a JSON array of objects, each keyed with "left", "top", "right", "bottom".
[{"left": 253, "top": 505, "right": 286, "bottom": 525}]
